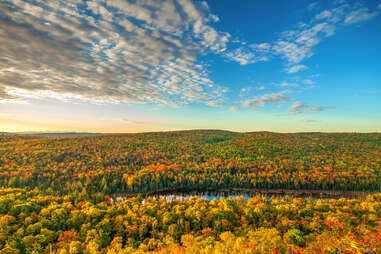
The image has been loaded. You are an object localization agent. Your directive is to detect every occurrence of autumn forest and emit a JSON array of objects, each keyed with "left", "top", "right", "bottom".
[{"left": 0, "top": 131, "right": 380, "bottom": 253}]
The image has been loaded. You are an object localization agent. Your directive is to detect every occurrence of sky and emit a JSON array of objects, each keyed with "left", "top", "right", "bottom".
[{"left": 0, "top": 0, "right": 381, "bottom": 133}]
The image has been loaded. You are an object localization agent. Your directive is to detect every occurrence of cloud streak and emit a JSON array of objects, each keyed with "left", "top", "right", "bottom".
[
  {"left": 243, "top": 91, "right": 292, "bottom": 107},
  {"left": 301, "top": 119, "right": 319, "bottom": 123},
  {"left": 225, "top": 1, "right": 379, "bottom": 65},
  {"left": 286, "top": 65, "right": 308, "bottom": 74},
  {"left": 278, "top": 82, "right": 298, "bottom": 88},
  {"left": 206, "top": 100, "right": 222, "bottom": 107},
  {"left": 122, "top": 118, "right": 144, "bottom": 125},
  {"left": 289, "top": 101, "right": 335, "bottom": 114}
]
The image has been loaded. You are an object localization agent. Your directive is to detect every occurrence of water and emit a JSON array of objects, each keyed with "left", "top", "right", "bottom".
[
  {"left": 145, "top": 192, "right": 253, "bottom": 203},
  {"left": 110, "top": 189, "right": 356, "bottom": 204}
]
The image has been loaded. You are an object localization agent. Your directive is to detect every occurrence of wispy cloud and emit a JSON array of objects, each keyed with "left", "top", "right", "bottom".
[
  {"left": 344, "top": 7, "right": 379, "bottom": 25},
  {"left": 289, "top": 101, "right": 335, "bottom": 114},
  {"left": 307, "top": 2, "right": 320, "bottom": 12},
  {"left": 225, "top": 1, "right": 379, "bottom": 65},
  {"left": 230, "top": 106, "right": 239, "bottom": 112},
  {"left": 122, "top": 118, "right": 144, "bottom": 125},
  {"left": 286, "top": 65, "right": 308, "bottom": 74},
  {"left": 0, "top": 87, "right": 17, "bottom": 101},
  {"left": 274, "top": 2, "right": 379, "bottom": 64},
  {"left": 0, "top": 0, "right": 230, "bottom": 105},
  {"left": 0, "top": 87, "right": 26, "bottom": 104},
  {"left": 302, "top": 79, "right": 315, "bottom": 85},
  {"left": 300, "top": 119, "right": 319, "bottom": 123},
  {"left": 244, "top": 91, "right": 292, "bottom": 107},
  {"left": 224, "top": 46, "right": 269, "bottom": 65},
  {"left": 255, "top": 86, "right": 266, "bottom": 90},
  {"left": 206, "top": 100, "right": 222, "bottom": 107},
  {"left": 240, "top": 85, "right": 266, "bottom": 95},
  {"left": 315, "top": 10, "right": 333, "bottom": 20},
  {"left": 278, "top": 82, "right": 298, "bottom": 88},
  {"left": 273, "top": 22, "right": 336, "bottom": 64}
]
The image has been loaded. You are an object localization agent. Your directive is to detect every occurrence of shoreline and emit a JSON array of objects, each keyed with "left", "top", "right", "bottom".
[{"left": 112, "top": 187, "right": 373, "bottom": 199}]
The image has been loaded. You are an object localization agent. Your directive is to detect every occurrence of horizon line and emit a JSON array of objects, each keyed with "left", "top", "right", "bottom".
[{"left": 2, "top": 129, "right": 381, "bottom": 135}]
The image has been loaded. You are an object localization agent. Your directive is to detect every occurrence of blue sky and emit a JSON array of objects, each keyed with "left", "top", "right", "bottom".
[{"left": 0, "top": 0, "right": 380, "bottom": 132}]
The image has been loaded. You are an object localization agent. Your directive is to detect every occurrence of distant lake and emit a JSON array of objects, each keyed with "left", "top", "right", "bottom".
[{"left": 111, "top": 189, "right": 368, "bottom": 204}]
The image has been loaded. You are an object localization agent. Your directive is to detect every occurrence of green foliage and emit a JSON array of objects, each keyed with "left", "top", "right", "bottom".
[
  {"left": 286, "top": 228, "right": 305, "bottom": 247},
  {"left": 0, "top": 131, "right": 380, "bottom": 253},
  {"left": 0, "top": 131, "right": 380, "bottom": 199},
  {"left": 0, "top": 188, "right": 379, "bottom": 253}
]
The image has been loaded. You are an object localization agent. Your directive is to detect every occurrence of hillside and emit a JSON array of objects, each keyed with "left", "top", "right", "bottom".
[
  {"left": 0, "top": 130, "right": 380, "bottom": 253},
  {"left": 0, "top": 130, "right": 380, "bottom": 197}
]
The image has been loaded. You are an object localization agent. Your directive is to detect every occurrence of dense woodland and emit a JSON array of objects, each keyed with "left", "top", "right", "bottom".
[
  {"left": 0, "top": 188, "right": 380, "bottom": 253},
  {"left": 0, "top": 131, "right": 380, "bottom": 253},
  {"left": 0, "top": 131, "right": 380, "bottom": 199}
]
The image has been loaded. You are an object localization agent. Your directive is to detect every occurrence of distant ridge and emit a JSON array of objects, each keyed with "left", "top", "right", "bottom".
[
  {"left": 1, "top": 129, "right": 379, "bottom": 138},
  {"left": 20, "top": 132, "right": 106, "bottom": 138}
]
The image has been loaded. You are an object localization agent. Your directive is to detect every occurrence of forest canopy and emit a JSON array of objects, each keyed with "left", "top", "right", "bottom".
[
  {"left": 0, "top": 131, "right": 380, "bottom": 198},
  {"left": 0, "top": 131, "right": 380, "bottom": 253}
]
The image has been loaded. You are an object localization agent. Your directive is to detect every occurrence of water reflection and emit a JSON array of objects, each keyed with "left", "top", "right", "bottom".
[{"left": 110, "top": 189, "right": 352, "bottom": 204}]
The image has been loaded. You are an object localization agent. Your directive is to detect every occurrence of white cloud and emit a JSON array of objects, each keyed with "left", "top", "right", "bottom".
[
  {"left": 0, "top": 0, "right": 230, "bottom": 106},
  {"left": 302, "top": 79, "right": 315, "bottom": 85},
  {"left": 289, "top": 101, "right": 335, "bottom": 114},
  {"left": 122, "top": 118, "right": 144, "bottom": 124},
  {"left": 278, "top": 82, "right": 298, "bottom": 88},
  {"left": 333, "top": 0, "right": 346, "bottom": 5},
  {"left": 274, "top": 22, "right": 336, "bottom": 63},
  {"left": 243, "top": 91, "right": 292, "bottom": 107},
  {"left": 0, "top": 87, "right": 19, "bottom": 101},
  {"left": 0, "top": 89, "right": 26, "bottom": 104},
  {"left": 315, "top": 10, "right": 333, "bottom": 20},
  {"left": 301, "top": 119, "right": 318, "bottom": 123},
  {"left": 240, "top": 86, "right": 265, "bottom": 95},
  {"left": 224, "top": 47, "right": 269, "bottom": 65},
  {"left": 344, "top": 7, "right": 379, "bottom": 25},
  {"left": 287, "top": 65, "right": 308, "bottom": 73},
  {"left": 378, "top": 3, "right": 381, "bottom": 9},
  {"left": 206, "top": 100, "right": 222, "bottom": 107},
  {"left": 230, "top": 106, "right": 239, "bottom": 112},
  {"left": 250, "top": 43, "right": 272, "bottom": 52},
  {"left": 226, "top": 1, "right": 379, "bottom": 65},
  {"left": 224, "top": 43, "right": 271, "bottom": 65},
  {"left": 307, "top": 2, "right": 320, "bottom": 11},
  {"left": 269, "top": 2, "right": 379, "bottom": 64}
]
